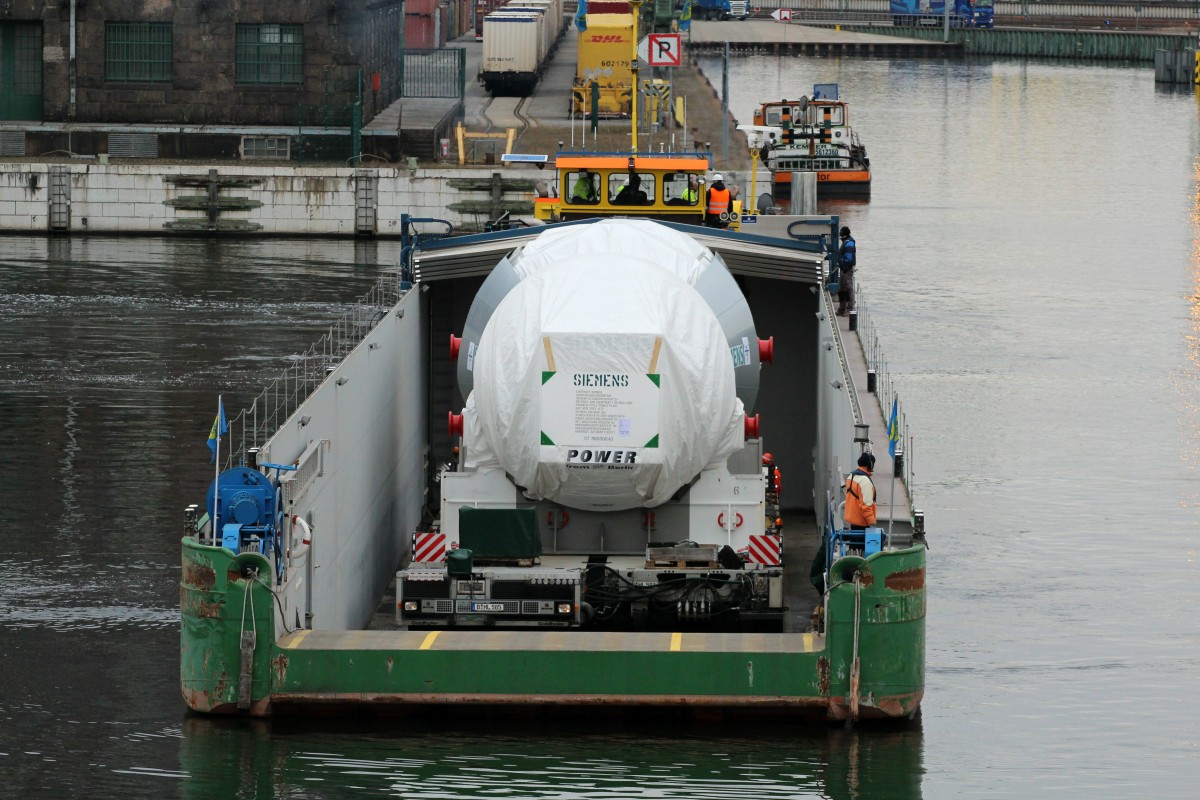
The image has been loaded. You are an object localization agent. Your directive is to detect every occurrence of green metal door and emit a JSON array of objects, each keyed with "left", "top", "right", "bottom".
[{"left": 0, "top": 23, "right": 44, "bottom": 121}]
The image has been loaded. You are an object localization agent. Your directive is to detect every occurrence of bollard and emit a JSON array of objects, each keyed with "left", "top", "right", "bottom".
[
  {"left": 792, "top": 172, "right": 818, "bottom": 214},
  {"left": 848, "top": 310, "right": 858, "bottom": 331},
  {"left": 867, "top": 369, "right": 877, "bottom": 394}
]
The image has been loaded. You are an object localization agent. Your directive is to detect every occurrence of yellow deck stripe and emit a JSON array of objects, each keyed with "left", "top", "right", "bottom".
[
  {"left": 803, "top": 633, "right": 813, "bottom": 653},
  {"left": 419, "top": 631, "right": 441, "bottom": 650},
  {"left": 283, "top": 630, "right": 311, "bottom": 650},
  {"left": 670, "top": 632, "right": 682, "bottom": 652}
]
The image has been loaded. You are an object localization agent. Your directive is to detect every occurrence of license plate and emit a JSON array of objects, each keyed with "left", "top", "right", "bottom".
[{"left": 471, "top": 602, "right": 504, "bottom": 612}]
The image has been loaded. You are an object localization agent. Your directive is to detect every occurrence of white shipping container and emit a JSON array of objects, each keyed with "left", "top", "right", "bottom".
[
  {"left": 531, "top": 0, "right": 564, "bottom": 51},
  {"left": 506, "top": 0, "right": 562, "bottom": 43},
  {"left": 487, "top": 11, "right": 548, "bottom": 67},
  {"left": 507, "top": 6, "right": 554, "bottom": 52},
  {"left": 482, "top": 14, "right": 543, "bottom": 75}
]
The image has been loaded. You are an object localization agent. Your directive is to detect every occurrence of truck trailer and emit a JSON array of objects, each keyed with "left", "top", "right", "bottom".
[{"left": 890, "top": 0, "right": 994, "bottom": 28}]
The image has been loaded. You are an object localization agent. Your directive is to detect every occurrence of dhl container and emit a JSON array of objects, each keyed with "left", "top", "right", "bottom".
[{"left": 573, "top": 13, "right": 634, "bottom": 116}]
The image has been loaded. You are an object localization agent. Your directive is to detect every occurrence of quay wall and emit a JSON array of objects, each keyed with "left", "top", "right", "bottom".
[
  {"left": 845, "top": 25, "right": 1194, "bottom": 61},
  {"left": 0, "top": 163, "right": 536, "bottom": 236}
]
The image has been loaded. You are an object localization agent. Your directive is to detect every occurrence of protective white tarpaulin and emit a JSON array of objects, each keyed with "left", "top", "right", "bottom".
[{"left": 463, "top": 220, "right": 745, "bottom": 511}]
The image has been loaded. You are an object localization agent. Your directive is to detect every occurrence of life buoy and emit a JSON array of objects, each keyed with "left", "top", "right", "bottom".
[
  {"left": 717, "top": 512, "right": 744, "bottom": 528},
  {"left": 291, "top": 514, "right": 312, "bottom": 547}
]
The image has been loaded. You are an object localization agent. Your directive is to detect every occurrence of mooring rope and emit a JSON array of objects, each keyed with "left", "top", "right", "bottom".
[
  {"left": 240, "top": 567, "right": 258, "bottom": 640},
  {"left": 237, "top": 567, "right": 259, "bottom": 711},
  {"left": 249, "top": 570, "right": 296, "bottom": 635}
]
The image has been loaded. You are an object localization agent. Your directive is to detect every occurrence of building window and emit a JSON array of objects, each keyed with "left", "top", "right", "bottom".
[
  {"left": 241, "top": 136, "right": 291, "bottom": 160},
  {"left": 14, "top": 24, "right": 44, "bottom": 94},
  {"left": 105, "top": 22, "right": 173, "bottom": 83},
  {"left": 236, "top": 24, "right": 304, "bottom": 85}
]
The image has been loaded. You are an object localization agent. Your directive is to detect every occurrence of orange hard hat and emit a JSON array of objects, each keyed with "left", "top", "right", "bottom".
[
  {"left": 452, "top": 446, "right": 460, "bottom": 454},
  {"left": 762, "top": 452, "right": 773, "bottom": 464}
]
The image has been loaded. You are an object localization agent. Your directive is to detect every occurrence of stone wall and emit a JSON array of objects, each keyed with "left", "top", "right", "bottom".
[{"left": 0, "top": 162, "right": 537, "bottom": 236}]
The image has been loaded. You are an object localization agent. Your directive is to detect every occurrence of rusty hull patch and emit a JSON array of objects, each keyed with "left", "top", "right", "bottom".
[
  {"left": 183, "top": 561, "right": 216, "bottom": 591},
  {"left": 271, "top": 652, "right": 289, "bottom": 685},
  {"left": 828, "top": 689, "right": 924, "bottom": 721},
  {"left": 182, "top": 687, "right": 269, "bottom": 717},
  {"left": 885, "top": 568, "right": 926, "bottom": 592},
  {"left": 182, "top": 686, "right": 236, "bottom": 715},
  {"left": 872, "top": 689, "right": 924, "bottom": 718},
  {"left": 182, "top": 668, "right": 232, "bottom": 714},
  {"left": 817, "top": 656, "right": 830, "bottom": 696},
  {"left": 196, "top": 600, "right": 224, "bottom": 619}
]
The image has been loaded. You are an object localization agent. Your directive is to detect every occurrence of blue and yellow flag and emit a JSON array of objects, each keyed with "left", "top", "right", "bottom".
[
  {"left": 887, "top": 397, "right": 900, "bottom": 458},
  {"left": 574, "top": 0, "right": 587, "bottom": 32},
  {"left": 207, "top": 397, "right": 228, "bottom": 462},
  {"left": 679, "top": 0, "right": 693, "bottom": 31}
]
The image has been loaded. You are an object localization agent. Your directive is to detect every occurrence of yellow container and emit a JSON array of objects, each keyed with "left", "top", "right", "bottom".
[{"left": 574, "top": 14, "right": 634, "bottom": 116}]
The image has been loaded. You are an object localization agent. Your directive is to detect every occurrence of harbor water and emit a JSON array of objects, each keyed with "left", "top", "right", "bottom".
[{"left": 2, "top": 54, "right": 1199, "bottom": 797}]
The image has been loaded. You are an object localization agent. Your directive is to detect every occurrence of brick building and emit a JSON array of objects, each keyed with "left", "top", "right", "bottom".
[{"left": 0, "top": 0, "right": 410, "bottom": 126}]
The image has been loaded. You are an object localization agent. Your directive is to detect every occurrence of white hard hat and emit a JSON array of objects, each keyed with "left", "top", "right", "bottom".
[{"left": 712, "top": 173, "right": 723, "bottom": 181}]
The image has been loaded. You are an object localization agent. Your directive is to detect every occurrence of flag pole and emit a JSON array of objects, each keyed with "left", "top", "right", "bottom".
[
  {"left": 888, "top": 465, "right": 896, "bottom": 544},
  {"left": 886, "top": 395, "right": 899, "bottom": 544}
]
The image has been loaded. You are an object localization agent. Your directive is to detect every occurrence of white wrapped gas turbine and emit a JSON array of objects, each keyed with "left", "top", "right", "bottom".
[{"left": 459, "top": 220, "right": 754, "bottom": 511}]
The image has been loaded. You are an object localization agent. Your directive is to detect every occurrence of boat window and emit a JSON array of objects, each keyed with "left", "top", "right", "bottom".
[
  {"left": 565, "top": 170, "right": 600, "bottom": 204},
  {"left": 825, "top": 106, "right": 845, "bottom": 126},
  {"left": 765, "top": 107, "right": 782, "bottom": 127},
  {"left": 609, "top": 172, "right": 656, "bottom": 205},
  {"left": 663, "top": 172, "right": 701, "bottom": 206}
]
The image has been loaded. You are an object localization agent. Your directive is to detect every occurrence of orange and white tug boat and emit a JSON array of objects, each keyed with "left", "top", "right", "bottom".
[{"left": 743, "top": 84, "right": 871, "bottom": 198}]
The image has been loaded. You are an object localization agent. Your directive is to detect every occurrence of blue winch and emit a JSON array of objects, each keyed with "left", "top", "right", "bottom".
[{"left": 206, "top": 467, "right": 283, "bottom": 577}]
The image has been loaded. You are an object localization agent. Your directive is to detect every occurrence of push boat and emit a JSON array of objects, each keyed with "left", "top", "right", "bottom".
[
  {"left": 531, "top": 150, "right": 743, "bottom": 228},
  {"left": 180, "top": 156, "right": 924, "bottom": 723},
  {"left": 743, "top": 84, "right": 872, "bottom": 198}
]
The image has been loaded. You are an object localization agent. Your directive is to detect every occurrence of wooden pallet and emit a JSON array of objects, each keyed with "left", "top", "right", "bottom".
[
  {"left": 646, "top": 559, "right": 721, "bottom": 569},
  {"left": 645, "top": 546, "right": 721, "bottom": 570}
]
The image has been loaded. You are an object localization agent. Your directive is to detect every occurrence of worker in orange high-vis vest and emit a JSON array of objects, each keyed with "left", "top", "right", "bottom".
[
  {"left": 844, "top": 451, "right": 877, "bottom": 530},
  {"left": 705, "top": 173, "right": 731, "bottom": 228}
]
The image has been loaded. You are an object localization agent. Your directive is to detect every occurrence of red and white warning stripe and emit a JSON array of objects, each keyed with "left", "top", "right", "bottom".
[
  {"left": 747, "top": 533, "right": 782, "bottom": 566},
  {"left": 412, "top": 531, "right": 447, "bottom": 563}
]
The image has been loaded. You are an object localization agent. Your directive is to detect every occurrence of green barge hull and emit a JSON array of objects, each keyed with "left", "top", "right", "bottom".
[{"left": 182, "top": 537, "right": 925, "bottom": 721}]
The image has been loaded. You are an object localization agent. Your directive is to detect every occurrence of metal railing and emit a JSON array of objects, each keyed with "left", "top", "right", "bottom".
[
  {"left": 824, "top": 274, "right": 864, "bottom": 428},
  {"left": 737, "top": 0, "right": 1200, "bottom": 19},
  {"left": 221, "top": 276, "right": 409, "bottom": 470},
  {"left": 400, "top": 48, "right": 468, "bottom": 99},
  {"left": 854, "top": 286, "right": 916, "bottom": 508}
]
